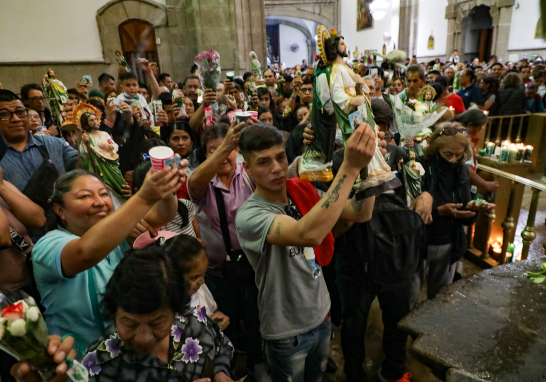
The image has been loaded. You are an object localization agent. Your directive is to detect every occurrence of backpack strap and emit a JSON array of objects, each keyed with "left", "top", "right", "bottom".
[
  {"left": 214, "top": 187, "right": 234, "bottom": 259},
  {"left": 33, "top": 136, "right": 52, "bottom": 162},
  {"left": 87, "top": 268, "right": 106, "bottom": 334}
]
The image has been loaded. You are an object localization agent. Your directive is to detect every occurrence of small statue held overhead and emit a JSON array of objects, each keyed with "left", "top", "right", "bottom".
[{"left": 41, "top": 68, "right": 68, "bottom": 127}]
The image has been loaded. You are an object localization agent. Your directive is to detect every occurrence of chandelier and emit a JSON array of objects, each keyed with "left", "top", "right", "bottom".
[{"left": 369, "top": 0, "right": 389, "bottom": 20}]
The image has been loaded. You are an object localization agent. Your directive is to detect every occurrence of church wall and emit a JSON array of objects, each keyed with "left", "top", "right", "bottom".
[
  {"left": 415, "top": 0, "right": 448, "bottom": 60},
  {"left": 279, "top": 24, "right": 309, "bottom": 68},
  {"left": 507, "top": 0, "right": 546, "bottom": 52},
  {"left": 339, "top": 0, "right": 400, "bottom": 59}
]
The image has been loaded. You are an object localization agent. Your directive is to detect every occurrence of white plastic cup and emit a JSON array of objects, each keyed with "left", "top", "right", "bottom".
[
  {"left": 228, "top": 109, "right": 243, "bottom": 123},
  {"left": 248, "top": 111, "right": 258, "bottom": 119},
  {"left": 235, "top": 111, "right": 253, "bottom": 126},
  {"left": 149, "top": 146, "right": 174, "bottom": 172}
]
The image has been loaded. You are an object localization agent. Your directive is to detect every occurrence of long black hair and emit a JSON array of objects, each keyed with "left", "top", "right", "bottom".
[
  {"left": 101, "top": 246, "right": 189, "bottom": 320},
  {"left": 160, "top": 121, "right": 194, "bottom": 159},
  {"left": 317, "top": 35, "right": 344, "bottom": 70}
]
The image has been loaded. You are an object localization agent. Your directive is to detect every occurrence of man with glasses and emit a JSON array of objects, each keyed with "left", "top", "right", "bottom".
[
  {"left": 298, "top": 77, "right": 314, "bottom": 106},
  {"left": 0, "top": 89, "right": 78, "bottom": 195},
  {"left": 20, "top": 84, "right": 56, "bottom": 134}
]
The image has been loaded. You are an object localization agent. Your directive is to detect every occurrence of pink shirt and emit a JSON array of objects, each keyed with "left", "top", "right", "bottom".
[{"left": 188, "top": 163, "right": 255, "bottom": 277}]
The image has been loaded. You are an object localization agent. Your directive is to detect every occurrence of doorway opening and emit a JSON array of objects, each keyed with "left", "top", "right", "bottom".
[
  {"left": 118, "top": 19, "right": 159, "bottom": 83},
  {"left": 463, "top": 6, "right": 493, "bottom": 63}
]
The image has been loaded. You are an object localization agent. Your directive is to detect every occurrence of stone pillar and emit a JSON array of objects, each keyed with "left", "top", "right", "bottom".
[
  {"left": 493, "top": 1, "right": 514, "bottom": 61},
  {"left": 398, "top": 0, "right": 412, "bottom": 53},
  {"left": 234, "top": 0, "right": 267, "bottom": 75}
]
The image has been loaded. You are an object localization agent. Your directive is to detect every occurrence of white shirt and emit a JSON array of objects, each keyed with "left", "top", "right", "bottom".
[{"left": 190, "top": 284, "right": 218, "bottom": 315}]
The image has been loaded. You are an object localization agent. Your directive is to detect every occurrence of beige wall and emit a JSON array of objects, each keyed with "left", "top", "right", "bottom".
[{"left": 0, "top": 0, "right": 267, "bottom": 94}]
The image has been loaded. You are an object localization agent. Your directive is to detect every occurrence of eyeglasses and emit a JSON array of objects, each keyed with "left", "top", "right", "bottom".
[
  {"left": 28, "top": 115, "right": 42, "bottom": 121},
  {"left": 300, "top": 88, "right": 313, "bottom": 93},
  {"left": 29, "top": 96, "right": 45, "bottom": 102},
  {"left": 284, "top": 199, "right": 302, "bottom": 221},
  {"left": 440, "top": 126, "right": 469, "bottom": 137},
  {"left": 0, "top": 108, "right": 28, "bottom": 121}
]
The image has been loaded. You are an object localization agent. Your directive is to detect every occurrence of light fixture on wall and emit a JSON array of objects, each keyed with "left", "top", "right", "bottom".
[
  {"left": 369, "top": 0, "right": 389, "bottom": 21},
  {"left": 291, "top": 43, "right": 300, "bottom": 52}
]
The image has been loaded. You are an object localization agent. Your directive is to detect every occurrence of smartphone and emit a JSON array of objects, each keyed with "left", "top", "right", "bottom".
[{"left": 80, "top": 75, "right": 92, "bottom": 85}]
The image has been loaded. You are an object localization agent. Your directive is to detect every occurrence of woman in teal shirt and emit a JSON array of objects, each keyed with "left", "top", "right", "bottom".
[{"left": 32, "top": 164, "right": 185, "bottom": 357}]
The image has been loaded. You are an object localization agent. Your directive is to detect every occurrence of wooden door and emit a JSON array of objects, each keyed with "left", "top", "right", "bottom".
[
  {"left": 118, "top": 19, "right": 159, "bottom": 83},
  {"left": 477, "top": 28, "right": 493, "bottom": 62}
]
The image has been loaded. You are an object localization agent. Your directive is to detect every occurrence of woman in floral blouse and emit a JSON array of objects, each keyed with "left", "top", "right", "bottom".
[{"left": 82, "top": 246, "right": 234, "bottom": 382}]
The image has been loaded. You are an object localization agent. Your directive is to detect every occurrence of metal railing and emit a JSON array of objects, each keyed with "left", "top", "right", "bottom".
[
  {"left": 476, "top": 164, "right": 546, "bottom": 263},
  {"left": 484, "top": 114, "right": 530, "bottom": 147}
]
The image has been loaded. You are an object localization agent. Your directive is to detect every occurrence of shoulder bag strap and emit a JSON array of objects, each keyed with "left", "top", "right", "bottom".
[
  {"left": 33, "top": 137, "right": 52, "bottom": 162},
  {"left": 242, "top": 170, "right": 255, "bottom": 192},
  {"left": 214, "top": 187, "right": 233, "bottom": 257},
  {"left": 87, "top": 268, "right": 106, "bottom": 333}
]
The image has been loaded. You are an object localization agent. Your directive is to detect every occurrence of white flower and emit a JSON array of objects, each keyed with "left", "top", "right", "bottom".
[
  {"left": 26, "top": 307, "right": 40, "bottom": 322},
  {"left": 0, "top": 324, "right": 4, "bottom": 341},
  {"left": 8, "top": 319, "right": 27, "bottom": 337},
  {"left": 0, "top": 317, "right": 7, "bottom": 326},
  {"left": 415, "top": 104, "right": 428, "bottom": 113},
  {"left": 13, "top": 300, "right": 29, "bottom": 312},
  {"left": 413, "top": 112, "right": 424, "bottom": 122}
]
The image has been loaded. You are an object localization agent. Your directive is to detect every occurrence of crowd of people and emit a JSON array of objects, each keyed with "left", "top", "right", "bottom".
[{"left": 0, "top": 43, "right": 543, "bottom": 382}]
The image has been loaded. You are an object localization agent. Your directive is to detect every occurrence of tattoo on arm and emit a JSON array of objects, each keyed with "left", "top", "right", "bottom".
[
  {"left": 321, "top": 174, "right": 347, "bottom": 209},
  {"left": 351, "top": 196, "right": 365, "bottom": 212},
  {"left": 275, "top": 222, "right": 282, "bottom": 235}
]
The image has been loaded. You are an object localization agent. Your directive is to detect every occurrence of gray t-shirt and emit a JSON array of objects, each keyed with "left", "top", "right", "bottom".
[{"left": 236, "top": 193, "right": 331, "bottom": 340}]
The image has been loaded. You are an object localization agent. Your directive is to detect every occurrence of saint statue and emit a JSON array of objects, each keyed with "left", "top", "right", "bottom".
[
  {"left": 400, "top": 151, "right": 425, "bottom": 206},
  {"left": 418, "top": 85, "right": 437, "bottom": 110},
  {"left": 300, "top": 25, "right": 400, "bottom": 198},
  {"left": 42, "top": 69, "right": 68, "bottom": 126},
  {"left": 249, "top": 51, "right": 263, "bottom": 83},
  {"left": 75, "top": 103, "right": 128, "bottom": 206}
]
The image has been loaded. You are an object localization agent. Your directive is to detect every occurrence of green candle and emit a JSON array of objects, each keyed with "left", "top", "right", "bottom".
[
  {"left": 479, "top": 149, "right": 486, "bottom": 157},
  {"left": 507, "top": 243, "right": 515, "bottom": 263},
  {"left": 507, "top": 147, "right": 517, "bottom": 163},
  {"left": 499, "top": 148, "right": 508, "bottom": 162}
]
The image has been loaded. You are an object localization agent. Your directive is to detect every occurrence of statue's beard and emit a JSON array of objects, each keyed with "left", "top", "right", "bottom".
[{"left": 336, "top": 48, "right": 348, "bottom": 58}]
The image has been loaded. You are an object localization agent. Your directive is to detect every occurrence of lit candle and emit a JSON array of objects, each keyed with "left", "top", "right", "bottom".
[
  {"left": 483, "top": 110, "right": 489, "bottom": 116},
  {"left": 499, "top": 146, "right": 509, "bottom": 162},
  {"left": 507, "top": 144, "right": 518, "bottom": 163},
  {"left": 524, "top": 145, "right": 533, "bottom": 161},
  {"left": 487, "top": 142, "right": 495, "bottom": 156},
  {"left": 479, "top": 149, "right": 486, "bottom": 157},
  {"left": 516, "top": 144, "right": 525, "bottom": 161},
  {"left": 506, "top": 252, "right": 513, "bottom": 262},
  {"left": 502, "top": 140, "right": 511, "bottom": 147},
  {"left": 449, "top": 106, "right": 454, "bottom": 111},
  {"left": 514, "top": 252, "right": 522, "bottom": 262}
]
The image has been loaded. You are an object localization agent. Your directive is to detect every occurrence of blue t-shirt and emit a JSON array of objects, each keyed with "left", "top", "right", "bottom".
[{"left": 32, "top": 227, "right": 130, "bottom": 356}]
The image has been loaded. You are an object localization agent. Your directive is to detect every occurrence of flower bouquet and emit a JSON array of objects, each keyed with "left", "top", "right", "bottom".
[
  {"left": 0, "top": 290, "right": 57, "bottom": 379},
  {"left": 389, "top": 95, "right": 447, "bottom": 140},
  {"left": 0, "top": 290, "right": 88, "bottom": 381},
  {"left": 195, "top": 50, "right": 221, "bottom": 92}
]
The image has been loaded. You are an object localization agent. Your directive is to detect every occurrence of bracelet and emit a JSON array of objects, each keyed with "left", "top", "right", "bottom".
[{"left": 103, "top": 120, "right": 114, "bottom": 127}]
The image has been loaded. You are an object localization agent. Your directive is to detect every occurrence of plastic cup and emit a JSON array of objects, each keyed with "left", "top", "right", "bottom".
[
  {"left": 248, "top": 111, "right": 258, "bottom": 119},
  {"left": 228, "top": 109, "right": 243, "bottom": 123},
  {"left": 226, "top": 71, "right": 235, "bottom": 81},
  {"left": 235, "top": 111, "right": 252, "bottom": 127},
  {"left": 149, "top": 146, "right": 175, "bottom": 172}
]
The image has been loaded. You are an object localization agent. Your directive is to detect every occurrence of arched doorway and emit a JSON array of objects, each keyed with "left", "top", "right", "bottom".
[
  {"left": 462, "top": 5, "right": 493, "bottom": 62},
  {"left": 118, "top": 19, "right": 159, "bottom": 83},
  {"left": 266, "top": 16, "right": 317, "bottom": 68}
]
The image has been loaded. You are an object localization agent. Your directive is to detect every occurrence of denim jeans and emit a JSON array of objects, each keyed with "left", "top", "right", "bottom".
[
  {"left": 205, "top": 273, "right": 264, "bottom": 369},
  {"left": 425, "top": 244, "right": 455, "bottom": 299},
  {"left": 264, "top": 318, "right": 331, "bottom": 382}
]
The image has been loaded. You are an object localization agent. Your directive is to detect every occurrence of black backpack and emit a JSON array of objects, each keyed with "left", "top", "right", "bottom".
[
  {"left": 22, "top": 139, "right": 60, "bottom": 210},
  {"left": 344, "top": 193, "right": 427, "bottom": 284}
]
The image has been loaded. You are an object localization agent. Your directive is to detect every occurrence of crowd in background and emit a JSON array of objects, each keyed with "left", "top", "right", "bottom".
[{"left": 0, "top": 46, "right": 542, "bottom": 382}]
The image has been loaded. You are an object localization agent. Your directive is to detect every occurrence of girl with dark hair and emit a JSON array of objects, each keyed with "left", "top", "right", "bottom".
[
  {"left": 418, "top": 122, "right": 495, "bottom": 298},
  {"left": 257, "top": 88, "right": 285, "bottom": 130},
  {"left": 295, "top": 104, "right": 310, "bottom": 124},
  {"left": 160, "top": 121, "right": 196, "bottom": 173},
  {"left": 258, "top": 106, "right": 274, "bottom": 125},
  {"left": 79, "top": 247, "right": 234, "bottom": 382},
  {"left": 478, "top": 76, "right": 500, "bottom": 114},
  {"left": 32, "top": 166, "right": 183, "bottom": 356},
  {"left": 164, "top": 234, "right": 230, "bottom": 331}
]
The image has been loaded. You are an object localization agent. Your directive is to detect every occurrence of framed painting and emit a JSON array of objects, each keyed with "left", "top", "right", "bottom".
[{"left": 357, "top": 0, "right": 373, "bottom": 31}]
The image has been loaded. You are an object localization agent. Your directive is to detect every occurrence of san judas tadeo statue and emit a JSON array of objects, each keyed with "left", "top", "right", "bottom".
[{"left": 299, "top": 26, "right": 400, "bottom": 199}]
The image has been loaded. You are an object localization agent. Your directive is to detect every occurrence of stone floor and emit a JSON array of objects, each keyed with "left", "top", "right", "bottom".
[{"left": 235, "top": 173, "right": 546, "bottom": 382}]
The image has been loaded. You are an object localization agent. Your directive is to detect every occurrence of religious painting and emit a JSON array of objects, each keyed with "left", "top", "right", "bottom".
[{"left": 357, "top": 0, "right": 373, "bottom": 31}]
